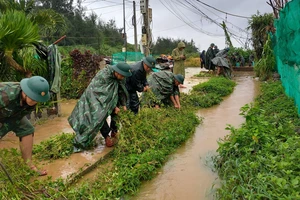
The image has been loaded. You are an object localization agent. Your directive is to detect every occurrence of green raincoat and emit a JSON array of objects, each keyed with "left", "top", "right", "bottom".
[
  {"left": 68, "top": 66, "right": 127, "bottom": 149},
  {"left": 142, "top": 71, "right": 179, "bottom": 107},
  {"left": 172, "top": 42, "right": 186, "bottom": 77},
  {"left": 205, "top": 46, "right": 215, "bottom": 70}
]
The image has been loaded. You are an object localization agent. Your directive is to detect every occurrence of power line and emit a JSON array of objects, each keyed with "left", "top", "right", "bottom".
[
  {"left": 158, "top": 0, "right": 223, "bottom": 37},
  {"left": 195, "top": 0, "right": 251, "bottom": 19}
]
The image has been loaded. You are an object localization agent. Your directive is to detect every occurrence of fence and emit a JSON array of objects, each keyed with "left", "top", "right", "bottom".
[
  {"left": 111, "top": 52, "right": 145, "bottom": 65},
  {"left": 274, "top": 0, "right": 300, "bottom": 114}
]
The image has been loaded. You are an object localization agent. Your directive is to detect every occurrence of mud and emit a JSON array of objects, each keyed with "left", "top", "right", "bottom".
[{"left": 0, "top": 99, "right": 77, "bottom": 149}]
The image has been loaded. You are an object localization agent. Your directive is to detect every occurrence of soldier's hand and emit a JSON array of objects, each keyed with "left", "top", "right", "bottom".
[
  {"left": 123, "top": 106, "right": 127, "bottom": 111},
  {"left": 114, "top": 107, "right": 120, "bottom": 114},
  {"left": 144, "top": 86, "right": 150, "bottom": 92}
]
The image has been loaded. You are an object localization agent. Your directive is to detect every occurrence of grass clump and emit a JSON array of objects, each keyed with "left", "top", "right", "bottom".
[{"left": 33, "top": 133, "right": 75, "bottom": 160}]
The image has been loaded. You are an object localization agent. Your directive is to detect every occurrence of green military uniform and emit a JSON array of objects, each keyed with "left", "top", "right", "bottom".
[
  {"left": 142, "top": 71, "right": 180, "bottom": 107},
  {"left": 172, "top": 42, "right": 186, "bottom": 77},
  {"left": 0, "top": 83, "right": 35, "bottom": 139},
  {"left": 68, "top": 65, "right": 128, "bottom": 149}
]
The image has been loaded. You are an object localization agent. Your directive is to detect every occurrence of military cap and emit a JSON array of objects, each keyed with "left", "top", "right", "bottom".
[
  {"left": 143, "top": 56, "right": 156, "bottom": 69},
  {"left": 174, "top": 74, "right": 184, "bottom": 84},
  {"left": 112, "top": 62, "right": 132, "bottom": 77},
  {"left": 20, "top": 76, "right": 50, "bottom": 102}
]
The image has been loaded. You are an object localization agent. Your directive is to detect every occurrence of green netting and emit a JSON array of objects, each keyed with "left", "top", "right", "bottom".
[
  {"left": 274, "top": 0, "right": 300, "bottom": 114},
  {"left": 111, "top": 52, "right": 145, "bottom": 65}
]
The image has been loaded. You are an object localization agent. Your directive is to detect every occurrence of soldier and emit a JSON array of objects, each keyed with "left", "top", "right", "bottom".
[
  {"left": 0, "top": 76, "right": 50, "bottom": 176},
  {"left": 68, "top": 63, "right": 132, "bottom": 151},
  {"left": 205, "top": 43, "right": 216, "bottom": 71},
  {"left": 172, "top": 41, "right": 186, "bottom": 77},
  {"left": 200, "top": 50, "right": 206, "bottom": 68},
  {"left": 142, "top": 71, "right": 184, "bottom": 109},
  {"left": 125, "top": 56, "right": 156, "bottom": 114},
  {"left": 213, "top": 45, "right": 220, "bottom": 55}
]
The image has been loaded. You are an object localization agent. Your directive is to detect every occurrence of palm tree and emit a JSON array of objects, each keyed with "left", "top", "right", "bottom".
[
  {"left": 0, "top": 0, "right": 66, "bottom": 78},
  {"left": 0, "top": 10, "right": 40, "bottom": 77}
]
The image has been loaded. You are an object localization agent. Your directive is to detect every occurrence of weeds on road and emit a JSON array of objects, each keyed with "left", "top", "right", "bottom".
[{"left": 33, "top": 133, "right": 75, "bottom": 160}]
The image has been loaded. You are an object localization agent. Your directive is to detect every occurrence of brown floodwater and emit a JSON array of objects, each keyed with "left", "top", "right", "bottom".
[
  {"left": 0, "top": 99, "right": 77, "bottom": 149},
  {"left": 131, "top": 71, "right": 260, "bottom": 200}
]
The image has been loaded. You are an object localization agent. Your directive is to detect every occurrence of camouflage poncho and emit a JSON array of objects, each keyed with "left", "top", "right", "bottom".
[
  {"left": 142, "top": 71, "right": 179, "bottom": 107},
  {"left": 68, "top": 66, "right": 127, "bottom": 148},
  {"left": 205, "top": 46, "right": 215, "bottom": 70}
]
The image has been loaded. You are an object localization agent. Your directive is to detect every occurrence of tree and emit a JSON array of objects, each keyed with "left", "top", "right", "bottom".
[
  {"left": 248, "top": 13, "right": 274, "bottom": 59},
  {"left": 0, "top": 0, "right": 67, "bottom": 79},
  {"left": 0, "top": 10, "right": 40, "bottom": 77},
  {"left": 152, "top": 37, "right": 198, "bottom": 56}
]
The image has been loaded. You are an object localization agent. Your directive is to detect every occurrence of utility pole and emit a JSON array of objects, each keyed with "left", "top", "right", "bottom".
[
  {"left": 133, "top": 1, "right": 138, "bottom": 52},
  {"left": 123, "top": 0, "right": 127, "bottom": 61},
  {"left": 141, "top": 0, "right": 151, "bottom": 56}
]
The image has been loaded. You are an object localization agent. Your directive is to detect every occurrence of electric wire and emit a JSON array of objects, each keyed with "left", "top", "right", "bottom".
[{"left": 195, "top": 0, "right": 251, "bottom": 19}]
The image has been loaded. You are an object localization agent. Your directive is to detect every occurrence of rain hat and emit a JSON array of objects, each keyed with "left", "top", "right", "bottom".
[
  {"left": 20, "top": 76, "right": 50, "bottom": 102},
  {"left": 112, "top": 62, "right": 132, "bottom": 77},
  {"left": 174, "top": 74, "right": 184, "bottom": 84},
  {"left": 143, "top": 56, "right": 156, "bottom": 69},
  {"left": 178, "top": 41, "right": 186, "bottom": 48}
]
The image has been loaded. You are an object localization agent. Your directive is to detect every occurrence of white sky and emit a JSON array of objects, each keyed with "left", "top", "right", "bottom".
[{"left": 82, "top": 0, "right": 273, "bottom": 51}]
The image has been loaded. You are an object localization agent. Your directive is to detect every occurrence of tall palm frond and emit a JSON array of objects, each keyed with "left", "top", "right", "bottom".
[{"left": 0, "top": 10, "right": 40, "bottom": 76}]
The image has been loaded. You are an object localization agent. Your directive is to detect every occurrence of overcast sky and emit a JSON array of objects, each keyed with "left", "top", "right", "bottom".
[{"left": 83, "top": 0, "right": 273, "bottom": 52}]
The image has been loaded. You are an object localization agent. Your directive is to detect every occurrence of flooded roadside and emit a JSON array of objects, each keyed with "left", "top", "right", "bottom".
[
  {"left": 0, "top": 99, "right": 77, "bottom": 149},
  {"left": 132, "top": 72, "right": 260, "bottom": 200}
]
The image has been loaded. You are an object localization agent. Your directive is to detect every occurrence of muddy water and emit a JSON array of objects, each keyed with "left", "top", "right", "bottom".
[
  {"left": 132, "top": 72, "right": 260, "bottom": 200},
  {"left": 0, "top": 99, "right": 77, "bottom": 149}
]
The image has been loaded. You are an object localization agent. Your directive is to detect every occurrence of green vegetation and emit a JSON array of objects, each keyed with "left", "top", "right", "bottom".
[
  {"left": 248, "top": 13, "right": 274, "bottom": 60},
  {"left": 151, "top": 37, "right": 199, "bottom": 56},
  {"left": 254, "top": 35, "right": 276, "bottom": 80},
  {"left": 214, "top": 81, "right": 300, "bottom": 199},
  {"left": 33, "top": 133, "right": 75, "bottom": 160},
  {"left": 0, "top": 77, "right": 235, "bottom": 199}
]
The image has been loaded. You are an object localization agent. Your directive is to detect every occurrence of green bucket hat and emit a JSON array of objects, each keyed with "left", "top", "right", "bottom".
[
  {"left": 20, "top": 76, "right": 50, "bottom": 102},
  {"left": 143, "top": 56, "right": 156, "bottom": 69},
  {"left": 112, "top": 62, "right": 132, "bottom": 77},
  {"left": 174, "top": 74, "right": 184, "bottom": 84}
]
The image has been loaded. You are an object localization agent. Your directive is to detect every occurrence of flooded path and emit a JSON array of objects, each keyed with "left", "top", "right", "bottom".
[{"left": 132, "top": 72, "right": 260, "bottom": 200}]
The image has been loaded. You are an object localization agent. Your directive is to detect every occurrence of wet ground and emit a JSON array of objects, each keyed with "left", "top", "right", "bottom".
[
  {"left": 0, "top": 68, "right": 259, "bottom": 196},
  {"left": 132, "top": 70, "right": 260, "bottom": 200}
]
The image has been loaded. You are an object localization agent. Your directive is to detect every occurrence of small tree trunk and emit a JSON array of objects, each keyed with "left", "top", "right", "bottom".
[{"left": 5, "top": 55, "right": 32, "bottom": 77}]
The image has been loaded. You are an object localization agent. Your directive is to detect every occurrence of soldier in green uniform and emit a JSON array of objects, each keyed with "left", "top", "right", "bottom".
[
  {"left": 205, "top": 43, "right": 216, "bottom": 71},
  {"left": 68, "top": 63, "right": 132, "bottom": 151},
  {"left": 125, "top": 56, "right": 156, "bottom": 114},
  {"left": 142, "top": 71, "right": 184, "bottom": 109},
  {"left": 172, "top": 41, "right": 186, "bottom": 77},
  {"left": 0, "top": 76, "right": 50, "bottom": 176}
]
